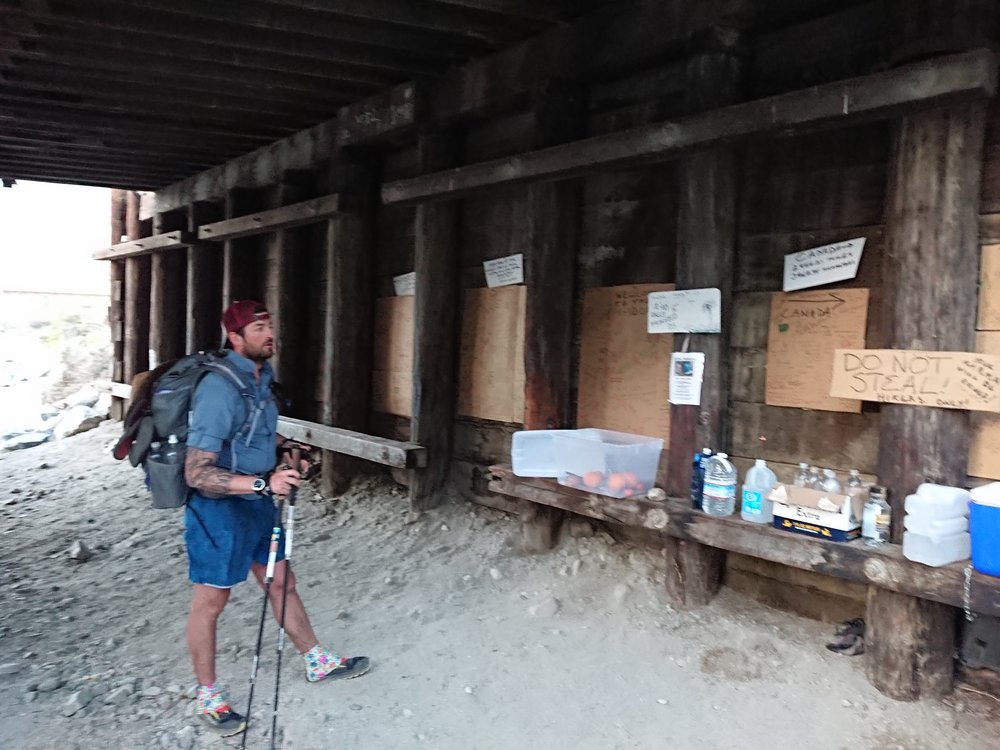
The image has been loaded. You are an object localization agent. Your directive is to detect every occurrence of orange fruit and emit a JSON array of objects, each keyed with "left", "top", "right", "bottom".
[
  {"left": 621, "top": 472, "right": 639, "bottom": 486},
  {"left": 621, "top": 488, "right": 634, "bottom": 497},
  {"left": 606, "top": 473, "right": 629, "bottom": 493},
  {"left": 582, "top": 471, "right": 604, "bottom": 489}
]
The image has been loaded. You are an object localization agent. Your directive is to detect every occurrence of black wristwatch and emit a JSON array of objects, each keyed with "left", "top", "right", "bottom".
[{"left": 252, "top": 474, "right": 273, "bottom": 496}]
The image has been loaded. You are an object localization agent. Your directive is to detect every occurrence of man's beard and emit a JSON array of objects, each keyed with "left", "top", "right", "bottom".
[{"left": 246, "top": 343, "right": 274, "bottom": 362}]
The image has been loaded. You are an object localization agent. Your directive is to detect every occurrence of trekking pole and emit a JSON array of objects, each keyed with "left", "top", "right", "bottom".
[
  {"left": 269, "top": 446, "right": 301, "bottom": 750},
  {"left": 241, "top": 488, "right": 286, "bottom": 750}
]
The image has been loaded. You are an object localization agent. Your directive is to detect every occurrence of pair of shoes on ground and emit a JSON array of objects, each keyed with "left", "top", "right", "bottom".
[
  {"left": 826, "top": 617, "right": 865, "bottom": 656},
  {"left": 196, "top": 651, "right": 372, "bottom": 735}
]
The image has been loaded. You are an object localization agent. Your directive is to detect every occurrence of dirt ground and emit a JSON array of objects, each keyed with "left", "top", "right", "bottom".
[{"left": 1, "top": 422, "right": 998, "bottom": 750}]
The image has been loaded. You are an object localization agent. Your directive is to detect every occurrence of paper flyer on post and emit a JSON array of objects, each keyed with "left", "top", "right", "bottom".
[{"left": 669, "top": 352, "right": 705, "bottom": 405}]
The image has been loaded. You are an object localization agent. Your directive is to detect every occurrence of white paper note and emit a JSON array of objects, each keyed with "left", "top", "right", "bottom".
[
  {"left": 783, "top": 237, "right": 866, "bottom": 292},
  {"left": 393, "top": 271, "right": 416, "bottom": 296},
  {"left": 669, "top": 352, "right": 706, "bottom": 405},
  {"left": 483, "top": 253, "right": 524, "bottom": 288},
  {"left": 648, "top": 288, "right": 721, "bottom": 333}
]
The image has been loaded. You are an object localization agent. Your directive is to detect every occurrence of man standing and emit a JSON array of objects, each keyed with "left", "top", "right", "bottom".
[{"left": 183, "top": 300, "right": 370, "bottom": 735}]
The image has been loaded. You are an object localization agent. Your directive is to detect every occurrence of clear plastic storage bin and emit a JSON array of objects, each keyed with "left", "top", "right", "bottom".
[
  {"left": 511, "top": 430, "right": 575, "bottom": 478},
  {"left": 551, "top": 428, "right": 663, "bottom": 498}
]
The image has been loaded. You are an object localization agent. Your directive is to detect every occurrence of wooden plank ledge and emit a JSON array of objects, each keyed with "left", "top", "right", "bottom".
[
  {"left": 278, "top": 416, "right": 426, "bottom": 469},
  {"left": 93, "top": 231, "right": 193, "bottom": 260},
  {"left": 383, "top": 49, "right": 997, "bottom": 205},
  {"left": 488, "top": 465, "right": 1000, "bottom": 617},
  {"left": 197, "top": 193, "right": 341, "bottom": 241}
]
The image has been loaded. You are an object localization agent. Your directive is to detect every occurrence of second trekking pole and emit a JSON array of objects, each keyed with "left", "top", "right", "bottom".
[
  {"left": 240, "top": 487, "right": 284, "bottom": 749},
  {"left": 269, "top": 447, "right": 301, "bottom": 750}
]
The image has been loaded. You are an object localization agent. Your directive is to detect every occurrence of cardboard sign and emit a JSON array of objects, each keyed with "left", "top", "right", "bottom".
[
  {"left": 456, "top": 286, "right": 526, "bottom": 423},
  {"left": 647, "top": 288, "right": 721, "bottom": 333},
  {"left": 372, "top": 296, "right": 413, "bottom": 416},
  {"left": 578, "top": 284, "right": 673, "bottom": 441},
  {"left": 970, "top": 332, "right": 1000, "bottom": 479},
  {"left": 783, "top": 237, "right": 866, "bottom": 292},
  {"left": 483, "top": 253, "right": 524, "bottom": 288},
  {"left": 830, "top": 349, "right": 1000, "bottom": 412},
  {"left": 392, "top": 271, "right": 415, "bottom": 296},
  {"left": 765, "top": 289, "right": 869, "bottom": 413}
]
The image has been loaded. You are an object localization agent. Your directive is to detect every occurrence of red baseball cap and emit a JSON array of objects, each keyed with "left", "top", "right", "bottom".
[{"left": 221, "top": 300, "right": 270, "bottom": 334}]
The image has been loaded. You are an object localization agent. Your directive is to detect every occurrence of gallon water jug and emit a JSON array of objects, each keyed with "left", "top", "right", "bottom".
[
  {"left": 740, "top": 458, "right": 777, "bottom": 524},
  {"left": 903, "top": 483, "right": 971, "bottom": 567},
  {"left": 702, "top": 453, "right": 737, "bottom": 516}
]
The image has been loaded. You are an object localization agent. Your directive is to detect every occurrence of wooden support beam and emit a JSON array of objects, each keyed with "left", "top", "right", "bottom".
[
  {"left": 150, "top": 211, "right": 188, "bottom": 367},
  {"left": 277, "top": 416, "right": 426, "bottom": 469},
  {"left": 408, "top": 126, "right": 463, "bottom": 511},
  {"left": 109, "top": 190, "right": 127, "bottom": 420},
  {"left": 519, "top": 499, "right": 564, "bottom": 553},
  {"left": 92, "top": 231, "right": 193, "bottom": 260},
  {"left": 186, "top": 202, "right": 223, "bottom": 353},
  {"left": 221, "top": 189, "right": 263, "bottom": 306},
  {"left": 662, "top": 42, "right": 743, "bottom": 606},
  {"left": 522, "top": 81, "right": 584, "bottom": 431},
  {"left": 198, "top": 193, "right": 341, "bottom": 242},
  {"left": 263, "top": 174, "right": 309, "bottom": 414},
  {"left": 123, "top": 256, "right": 151, "bottom": 382},
  {"left": 666, "top": 45, "right": 742, "bottom": 492},
  {"left": 147, "top": 83, "right": 416, "bottom": 216},
  {"left": 865, "top": 587, "right": 956, "bottom": 701},
  {"left": 383, "top": 49, "right": 998, "bottom": 205},
  {"left": 321, "top": 154, "right": 377, "bottom": 496}
]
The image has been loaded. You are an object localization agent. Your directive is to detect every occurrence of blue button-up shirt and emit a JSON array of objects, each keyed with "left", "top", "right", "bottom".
[{"left": 187, "top": 350, "right": 278, "bottom": 484}]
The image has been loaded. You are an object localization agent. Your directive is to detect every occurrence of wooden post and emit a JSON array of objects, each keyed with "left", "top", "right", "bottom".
[
  {"left": 865, "top": 587, "right": 956, "bottom": 700},
  {"left": 321, "top": 154, "right": 376, "bottom": 497},
  {"left": 519, "top": 500, "right": 563, "bottom": 554},
  {"left": 869, "top": 0, "right": 995, "bottom": 701},
  {"left": 109, "top": 189, "right": 127, "bottom": 419},
  {"left": 186, "top": 201, "right": 223, "bottom": 353},
  {"left": 662, "top": 34, "right": 742, "bottom": 607},
  {"left": 409, "top": 126, "right": 463, "bottom": 511},
  {"left": 522, "top": 81, "right": 584, "bottom": 430},
  {"left": 264, "top": 173, "right": 309, "bottom": 415},
  {"left": 150, "top": 210, "right": 187, "bottom": 367},
  {"left": 123, "top": 191, "right": 151, "bottom": 382},
  {"left": 222, "top": 188, "right": 260, "bottom": 306}
]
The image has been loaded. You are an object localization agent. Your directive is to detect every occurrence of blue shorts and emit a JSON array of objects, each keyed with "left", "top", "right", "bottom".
[{"left": 185, "top": 494, "right": 284, "bottom": 588}]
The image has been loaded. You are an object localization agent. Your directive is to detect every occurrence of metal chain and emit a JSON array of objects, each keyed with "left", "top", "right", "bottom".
[{"left": 964, "top": 563, "right": 976, "bottom": 623}]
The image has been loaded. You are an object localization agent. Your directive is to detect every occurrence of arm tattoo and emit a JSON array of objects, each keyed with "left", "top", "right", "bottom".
[{"left": 185, "top": 448, "right": 237, "bottom": 499}]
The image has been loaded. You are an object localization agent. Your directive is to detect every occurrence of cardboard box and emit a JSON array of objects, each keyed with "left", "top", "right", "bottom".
[{"left": 768, "top": 484, "right": 863, "bottom": 543}]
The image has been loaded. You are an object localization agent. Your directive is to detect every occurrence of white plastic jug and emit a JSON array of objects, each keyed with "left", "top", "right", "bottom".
[{"left": 740, "top": 458, "right": 777, "bottom": 524}]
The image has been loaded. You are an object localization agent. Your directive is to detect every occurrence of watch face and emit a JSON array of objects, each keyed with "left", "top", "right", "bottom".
[{"left": 252, "top": 478, "right": 266, "bottom": 492}]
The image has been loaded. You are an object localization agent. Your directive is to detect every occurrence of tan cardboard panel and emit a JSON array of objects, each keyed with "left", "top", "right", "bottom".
[
  {"left": 765, "top": 288, "right": 869, "bottom": 413},
  {"left": 372, "top": 296, "right": 414, "bottom": 417},
  {"left": 577, "top": 283, "right": 673, "bottom": 441},
  {"left": 456, "top": 286, "right": 526, "bottom": 423},
  {"left": 970, "top": 331, "right": 1000, "bottom": 479},
  {"left": 978, "top": 244, "right": 1000, "bottom": 330}
]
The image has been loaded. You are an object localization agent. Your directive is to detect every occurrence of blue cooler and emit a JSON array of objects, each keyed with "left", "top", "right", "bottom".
[{"left": 970, "top": 501, "right": 1000, "bottom": 577}]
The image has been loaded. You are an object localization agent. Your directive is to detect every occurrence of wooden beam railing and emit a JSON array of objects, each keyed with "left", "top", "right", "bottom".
[
  {"left": 197, "top": 193, "right": 341, "bottom": 242},
  {"left": 382, "top": 49, "right": 998, "bottom": 205},
  {"left": 93, "top": 231, "right": 193, "bottom": 260}
]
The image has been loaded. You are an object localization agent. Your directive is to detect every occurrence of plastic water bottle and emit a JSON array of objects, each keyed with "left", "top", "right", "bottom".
[
  {"left": 690, "top": 448, "right": 713, "bottom": 509},
  {"left": 807, "top": 466, "right": 821, "bottom": 488},
  {"left": 821, "top": 468, "right": 841, "bottom": 494},
  {"left": 740, "top": 458, "right": 777, "bottom": 524},
  {"left": 148, "top": 441, "right": 162, "bottom": 463},
  {"left": 702, "top": 452, "right": 737, "bottom": 516},
  {"left": 864, "top": 485, "right": 892, "bottom": 547},
  {"left": 162, "top": 434, "right": 181, "bottom": 464},
  {"left": 793, "top": 462, "right": 810, "bottom": 488}
]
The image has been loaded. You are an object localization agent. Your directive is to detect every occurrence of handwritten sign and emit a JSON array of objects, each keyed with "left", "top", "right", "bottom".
[
  {"left": 483, "top": 253, "right": 524, "bottom": 288},
  {"left": 830, "top": 349, "right": 1000, "bottom": 412},
  {"left": 647, "top": 288, "right": 721, "bottom": 333},
  {"left": 783, "top": 237, "right": 866, "bottom": 292},
  {"left": 578, "top": 284, "right": 673, "bottom": 441},
  {"left": 765, "top": 289, "right": 869, "bottom": 413},
  {"left": 393, "top": 271, "right": 415, "bottom": 296}
]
